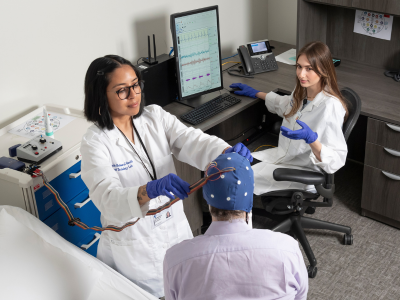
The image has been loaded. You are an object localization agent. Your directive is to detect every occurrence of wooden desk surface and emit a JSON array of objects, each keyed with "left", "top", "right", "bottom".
[
  {"left": 335, "top": 60, "right": 400, "bottom": 125},
  {"left": 164, "top": 40, "right": 400, "bottom": 129}
]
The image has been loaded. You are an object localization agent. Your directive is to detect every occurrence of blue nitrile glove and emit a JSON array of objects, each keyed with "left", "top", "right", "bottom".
[
  {"left": 280, "top": 120, "right": 318, "bottom": 144},
  {"left": 225, "top": 143, "right": 253, "bottom": 163},
  {"left": 146, "top": 173, "right": 190, "bottom": 200},
  {"left": 229, "top": 83, "right": 260, "bottom": 99}
]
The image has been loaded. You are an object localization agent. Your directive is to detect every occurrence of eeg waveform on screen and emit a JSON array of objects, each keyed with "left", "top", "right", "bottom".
[{"left": 175, "top": 10, "right": 221, "bottom": 97}]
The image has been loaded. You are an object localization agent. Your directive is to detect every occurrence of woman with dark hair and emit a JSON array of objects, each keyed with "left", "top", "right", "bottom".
[
  {"left": 80, "top": 55, "right": 253, "bottom": 297},
  {"left": 230, "top": 41, "right": 348, "bottom": 195}
]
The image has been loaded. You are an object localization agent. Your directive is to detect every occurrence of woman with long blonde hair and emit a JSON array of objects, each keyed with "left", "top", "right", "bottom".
[{"left": 230, "top": 41, "right": 349, "bottom": 195}]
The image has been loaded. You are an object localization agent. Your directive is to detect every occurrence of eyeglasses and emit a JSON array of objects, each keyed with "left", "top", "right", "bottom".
[{"left": 115, "top": 81, "right": 144, "bottom": 100}]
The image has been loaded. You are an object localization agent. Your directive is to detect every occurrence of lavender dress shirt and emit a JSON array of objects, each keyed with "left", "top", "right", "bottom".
[{"left": 163, "top": 220, "right": 308, "bottom": 300}]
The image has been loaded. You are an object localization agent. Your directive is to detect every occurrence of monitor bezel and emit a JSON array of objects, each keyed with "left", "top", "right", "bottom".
[{"left": 170, "top": 5, "right": 223, "bottom": 102}]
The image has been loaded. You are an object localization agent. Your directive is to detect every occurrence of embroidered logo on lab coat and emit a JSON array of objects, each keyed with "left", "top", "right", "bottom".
[{"left": 112, "top": 160, "right": 134, "bottom": 171}]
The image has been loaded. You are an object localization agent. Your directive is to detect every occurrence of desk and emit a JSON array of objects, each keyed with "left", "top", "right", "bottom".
[
  {"left": 164, "top": 42, "right": 296, "bottom": 132},
  {"left": 164, "top": 40, "right": 400, "bottom": 234}
]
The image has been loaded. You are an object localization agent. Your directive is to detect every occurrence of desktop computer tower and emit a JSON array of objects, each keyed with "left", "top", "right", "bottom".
[{"left": 135, "top": 54, "right": 178, "bottom": 107}]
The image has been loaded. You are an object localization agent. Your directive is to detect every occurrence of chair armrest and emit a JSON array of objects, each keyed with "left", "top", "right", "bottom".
[{"left": 273, "top": 168, "right": 325, "bottom": 185}]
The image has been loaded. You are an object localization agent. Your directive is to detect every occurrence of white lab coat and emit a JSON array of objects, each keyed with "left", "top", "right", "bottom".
[
  {"left": 80, "top": 105, "right": 229, "bottom": 297},
  {"left": 252, "top": 90, "right": 347, "bottom": 195}
]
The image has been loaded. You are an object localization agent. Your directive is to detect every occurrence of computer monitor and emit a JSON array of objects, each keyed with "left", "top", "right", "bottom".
[{"left": 170, "top": 6, "right": 223, "bottom": 108}]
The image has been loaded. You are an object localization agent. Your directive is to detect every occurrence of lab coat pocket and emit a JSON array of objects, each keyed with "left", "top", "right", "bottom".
[
  {"left": 154, "top": 153, "right": 176, "bottom": 178},
  {"left": 109, "top": 237, "right": 156, "bottom": 281}
]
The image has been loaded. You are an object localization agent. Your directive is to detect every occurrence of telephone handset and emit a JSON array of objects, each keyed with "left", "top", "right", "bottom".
[
  {"left": 228, "top": 39, "right": 278, "bottom": 78},
  {"left": 238, "top": 45, "right": 255, "bottom": 75}
]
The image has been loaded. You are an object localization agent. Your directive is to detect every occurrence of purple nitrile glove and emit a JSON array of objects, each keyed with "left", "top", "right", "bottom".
[
  {"left": 280, "top": 120, "right": 318, "bottom": 144},
  {"left": 229, "top": 83, "right": 260, "bottom": 99},
  {"left": 146, "top": 173, "right": 190, "bottom": 200},
  {"left": 225, "top": 142, "right": 253, "bottom": 163}
]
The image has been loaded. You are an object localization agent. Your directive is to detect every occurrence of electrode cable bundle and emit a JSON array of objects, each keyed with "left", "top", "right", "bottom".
[{"left": 31, "top": 164, "right": 235, "bottom": 232}]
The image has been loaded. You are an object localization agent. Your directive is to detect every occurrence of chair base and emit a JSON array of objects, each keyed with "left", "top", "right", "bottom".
[{"left": 271, "top": 214, "right": 352, "bottom": 278}]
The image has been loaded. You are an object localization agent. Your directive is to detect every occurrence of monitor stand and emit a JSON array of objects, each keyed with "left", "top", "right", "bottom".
[{"left": 175, "top": 90, "right": 223, "bottom": 109}]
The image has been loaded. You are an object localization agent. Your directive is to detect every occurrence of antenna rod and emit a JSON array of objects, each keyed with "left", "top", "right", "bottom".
[
  {"left": 153, "top": 34, "right": 156, "bottom": 60},
  {"left": 147, "top": 35, "right": 151, "bottom": 61}
]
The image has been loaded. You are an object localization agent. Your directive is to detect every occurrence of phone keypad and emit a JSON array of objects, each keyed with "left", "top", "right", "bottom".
[{"left": 253, "top": 56, "right": 278, "bottom": 72}]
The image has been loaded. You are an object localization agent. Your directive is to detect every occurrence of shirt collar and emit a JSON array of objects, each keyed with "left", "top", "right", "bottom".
[
  {"left": 204, "top": 219, "right": 251, "bottom": 236},
  {"left": 99, "top": 117, "right": 144, "bottom": 154},
  {"left": 310, "top": 90, "right": 325, "bottom": 107},
  {"left": 102, "top": 116, "right": 143, "bottom": 141},
  {"left": 302, "top": 89, "right": 327, "bottom": 113},
  {"left": 103, "top": 124, "right": 121, "bottom": 141}
]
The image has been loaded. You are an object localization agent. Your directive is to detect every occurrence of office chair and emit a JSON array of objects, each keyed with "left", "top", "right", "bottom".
[{"left": 253, "top": 87, "right": 361, "bottom": 278}]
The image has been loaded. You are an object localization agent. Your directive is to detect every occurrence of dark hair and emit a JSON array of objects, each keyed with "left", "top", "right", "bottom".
[
  {"left": 209, "top": 205, "right": 245, "bottom": 221},
  {"left": 84, "top": 55, "right": 145, "bottom": 130}
]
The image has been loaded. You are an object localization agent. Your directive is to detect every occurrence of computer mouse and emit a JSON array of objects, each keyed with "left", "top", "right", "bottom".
[{"left": 228, "top": 88, "right": 241, "bottom": 93}]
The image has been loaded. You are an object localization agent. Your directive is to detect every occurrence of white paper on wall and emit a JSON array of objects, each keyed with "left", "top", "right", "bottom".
[{"left": 353, "top": 10, "right": 393, "bottom": 41}]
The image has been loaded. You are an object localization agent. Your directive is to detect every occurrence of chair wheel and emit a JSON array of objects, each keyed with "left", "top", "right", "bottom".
[
  {"left": 343, "top": 234, "right": 353, "bottom": 245},
  {"left": 307, "top": 265, "right": 318, "bottom": 278},
  {"left": 305, "top": 207, "right": 316, "bottom": 214}
]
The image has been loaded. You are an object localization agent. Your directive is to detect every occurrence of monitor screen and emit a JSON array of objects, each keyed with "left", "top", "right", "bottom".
[{"left": 171, "top": 6, "right": 223, "bottom": 100}]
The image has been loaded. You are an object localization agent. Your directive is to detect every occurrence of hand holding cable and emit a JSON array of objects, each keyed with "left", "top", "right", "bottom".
[
  {"left": 38, "top": 166, "right": 234, "bottom": 232},
  {"left": 146, "top": 173, "right": 190, "bottom": 200},
  {"left": 229, "top": 83, "right": 260, "bottom": 99},
  {"left": 224, "top": 142, "right": 253, "bottom": 162},
  {"left": 280, "top": 120, "right": 318, "bottom": 144}
]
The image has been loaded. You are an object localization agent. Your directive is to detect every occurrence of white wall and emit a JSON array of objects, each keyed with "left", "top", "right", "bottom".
[
  {"left": 0, "top": 0, "right": 268, "bottom": 128},
  {"left": 267, "top": 0, "right": 297, "bottom": 45}
]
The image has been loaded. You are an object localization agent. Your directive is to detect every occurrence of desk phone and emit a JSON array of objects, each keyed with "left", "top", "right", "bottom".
[{"left": 237, "top": 39, "right": 278, "bottom": 76}]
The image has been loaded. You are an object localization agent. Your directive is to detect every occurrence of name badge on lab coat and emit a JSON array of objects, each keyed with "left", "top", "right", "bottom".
[
  {"left": 152, "top": 208, "right": 173, "bottom": 229},
  {"left": 296, "top": 110, "right": 302, "bottom": 120}
]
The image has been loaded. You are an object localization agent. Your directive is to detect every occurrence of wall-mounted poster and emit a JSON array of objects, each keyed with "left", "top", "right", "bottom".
[{"left": 354, "top": 10, "right": 393, "bottom": 41}]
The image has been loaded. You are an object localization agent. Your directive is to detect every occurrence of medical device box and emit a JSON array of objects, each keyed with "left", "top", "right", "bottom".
[
  {"left": 16, "top": 135, "right": 63, "bottom": 164},
  {"left": 0, "top": 105, "right": 102, "bottom": 256}
]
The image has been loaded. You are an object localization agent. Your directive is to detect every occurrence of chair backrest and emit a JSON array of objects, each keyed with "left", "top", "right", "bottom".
[{"left": 340, "top": 87, "right": 362, "bottom": 141}]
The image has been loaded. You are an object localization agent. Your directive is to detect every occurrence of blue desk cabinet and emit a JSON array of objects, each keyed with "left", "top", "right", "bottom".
[
  {"left": 34, "top": 161, "right": 87, "bottom": 221},
  {"left": 43, "top": 188, "right": 101, "bottom": 245},
  {"left": 0, "top": 105, "right": 103, "bottom": 256},
  {"left": 77, "top": 233, "right": 101, "bottom": 257},
  {"left": 38, "top": 161, "right": 102, "bottom": 256}
]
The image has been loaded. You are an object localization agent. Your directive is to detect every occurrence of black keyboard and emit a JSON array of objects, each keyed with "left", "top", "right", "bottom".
[{"left": 180, "top": 93, "right": 241, "bottom": 125}]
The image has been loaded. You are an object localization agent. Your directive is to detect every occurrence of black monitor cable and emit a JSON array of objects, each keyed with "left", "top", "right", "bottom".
[
  {"left": 227, "top": 67, "right": 254, "bottom": 78},
  {"left": 222, "top": 62, "right": 239, "bottom": 73},
  {"left": 222, "top": 61, "right": 253, "bottom": 78},
  {"left": 384, "top": 70, "right": 400, "bottom": 82}
]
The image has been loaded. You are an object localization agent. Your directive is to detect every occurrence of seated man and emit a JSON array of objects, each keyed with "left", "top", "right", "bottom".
[{"left": 163, "top": 153, "right": 308, "bottom": 300}]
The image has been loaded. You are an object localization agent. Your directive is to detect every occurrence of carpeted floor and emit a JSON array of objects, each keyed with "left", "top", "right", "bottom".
[{"left": 248, "top": 133, "right": 400, "bottom": 300}]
